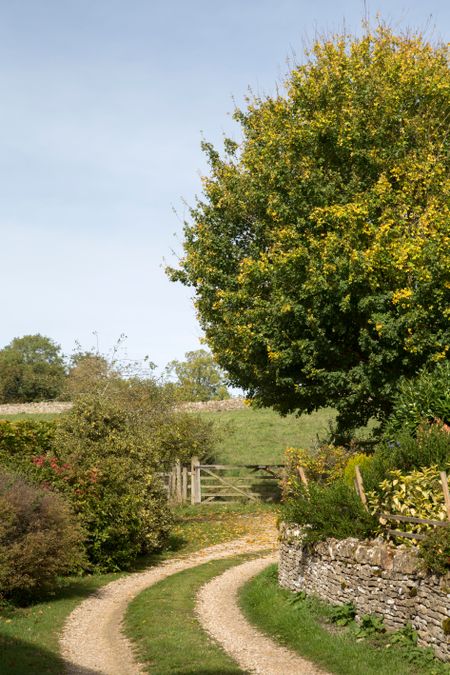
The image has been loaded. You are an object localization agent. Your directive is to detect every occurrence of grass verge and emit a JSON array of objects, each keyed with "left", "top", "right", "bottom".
[
  {"left": 125, "top": 556, "right": 251, "bottom": 674},
  {"left": 0, "top": 503, "right": 276, "bottom": 674},
  {"left": 239, "top": 565, "right": 450, "bottom": 675},
  {"left": 0, "top": 572, "right": 120, "bottom": 674}
]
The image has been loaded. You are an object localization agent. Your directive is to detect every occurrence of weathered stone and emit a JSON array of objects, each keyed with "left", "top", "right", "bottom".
[{"left": 279, "top": 525, "right": 450, "bottom": 662}]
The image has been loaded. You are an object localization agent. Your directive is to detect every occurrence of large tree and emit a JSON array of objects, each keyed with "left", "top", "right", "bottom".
[
  {"left": 169, "top": 26, "right": 450, "bottom": 431},
  {"left": 0, "top": 334, "right": 66, "bottom": 403}
]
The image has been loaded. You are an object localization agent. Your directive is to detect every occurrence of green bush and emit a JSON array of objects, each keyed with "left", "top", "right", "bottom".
[
  {"left": 367, "top": 465, "right": 447, "bottom": 538},
  {"left": 420, "top": 527, "right": 450, "bottom": 575},
  {"left": 375, "top": 424, "right": 450, "bottom": 474},
  {"left": 282, "top": 480, "right": 378, "bottom": 544},
  {"left": 0, "top": 419, "right": 56, "bottom": 457},
  {"left": 343, "top": 453, "right": 374, "bottom": 487},
  {"left": 0, "top": 469, "right": 85, "bottom": 600},
  {"left": 385, "top": 361, "right": 450, "bottom": 438},
  {"left": 48, "top": 390, "right": 175, "bottom": 570}
]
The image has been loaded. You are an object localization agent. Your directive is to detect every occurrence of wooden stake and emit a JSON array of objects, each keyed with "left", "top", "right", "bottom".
[
  {"left": 182, "top": 466, "right": 188, "bottom": 503},
  {"left": 355, "top": 465, "right": 368, "bottom": 511},
  {"left": 440, "top": 471, "right": 450, "bottom": 520},
  {"left": 191, "top": 456, "right": 201, "bottom": 504},
  {"left": 175, "top": 460, "right": 182, "bottom": 504},
  {"left": 297, "top": 465, "right": 309, "bottom": 487}
]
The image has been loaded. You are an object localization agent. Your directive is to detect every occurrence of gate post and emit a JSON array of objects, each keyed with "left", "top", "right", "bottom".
[
  {"left": 191, "top": 456, "right": 201, "bottom": 504},
  {"left": 175, "top": 460, "right": 182, "bottom": 504},
  {"left": 182, "top": 466, "right": 188, "bottom": 503}
]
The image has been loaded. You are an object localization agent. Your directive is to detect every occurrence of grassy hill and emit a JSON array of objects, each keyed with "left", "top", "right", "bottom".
[
  {"left": 197, "top": 407, "right": 336, "bottom": 465},
  {"left": 0, "top": 402, "right": 340, "bottom": 466}
]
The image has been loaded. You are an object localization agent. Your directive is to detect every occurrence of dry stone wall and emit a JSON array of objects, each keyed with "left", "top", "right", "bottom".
[{"left": 279, "top": 525, "right": 450, "bottom": 661}]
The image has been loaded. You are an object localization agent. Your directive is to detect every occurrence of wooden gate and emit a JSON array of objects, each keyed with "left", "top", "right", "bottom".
[{"left": 164, "top": 457, "right": 284, "bottom": 504}]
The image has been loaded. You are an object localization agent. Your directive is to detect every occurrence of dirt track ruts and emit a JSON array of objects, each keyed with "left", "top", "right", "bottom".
[
  {"left": 196, "top": 555, "right": 326, "bottom": 675},
  {"left": 59, "top": 537, "right": 276, "bottom": 675}
]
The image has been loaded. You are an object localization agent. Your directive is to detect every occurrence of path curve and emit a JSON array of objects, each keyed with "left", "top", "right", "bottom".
[
  {"left": 196, "top": 555, "right": 326, "bottom": 675},
  {"left": 60, "top": 537, "right": 276, "bottom": 675}
]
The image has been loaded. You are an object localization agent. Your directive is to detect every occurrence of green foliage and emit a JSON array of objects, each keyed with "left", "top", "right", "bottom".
[
  {"left": 419, "top": 526, "right": 450, "bottom": 575},
  {"left": 343, "top": 453, "right": 374, "bottom": 487},
  {"left": 0, "top": 469, "right": 85, "bottom": 600},
  {"left": 48, "top": 388, "right": 175, "bottom": 570},
  {"left": 282, "top": 480, "right": 378, "bottom": 543},
  {"left": 62, "top": 350, "right": 110, "bottom": 400},
  {"left": 384, "top": 361, "right": 450, "bottom": 437},
  {"left": 169, "top": 26, "right": 450, "bottom": 433},
  {"left": 367, "top": 465, "right": 448, "bottom": 538},
  {"left": 329, "top": 602, "right": 356, "bottom": 626},
  {"left": 0, "top": 335, "right": 65, "bottom": 403},
  {"left": 0, "top": 419, "right": 56, "bottom": 460},
  {"left": 376, "top": 424, "right": 450, "bottom": 474},
  {"left": 354, "top": 614, "right": 386, "bottom": 638},
  {"left": 164, "top": 349, "right": 229, "bottom": 401},
  {"left": 283, "top": 444, "right": 350, "bottom": 497}
]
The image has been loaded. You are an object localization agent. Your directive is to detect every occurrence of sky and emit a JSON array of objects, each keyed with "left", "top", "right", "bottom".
[{"left": 0, "top": 0, "right": 449, "bottom": 373}]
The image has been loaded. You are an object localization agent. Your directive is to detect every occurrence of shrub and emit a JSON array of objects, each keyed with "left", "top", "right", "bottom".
[
  {"left": 0, "top": 419, "right": 56, "bottom": 457},
  {"left": 48, "top": 391, "right": 174, "bottom": 570},
  {"left": 367, "top": 465, "right": 448, "bottom": 538},
  {"left": 376, "top": 423, "right": 450, "bottom": 474},
  {"left": 284, "top": 445, "right": 350, "bottom": 496},
  {"left": 0, "top": 469, "right": 85, "bottom": 600},
  {"left": 420, "top": 527, "right": 450, "bottom": 575},
  {"left": 282, "top": 480, "right": 378, "bottom": 544},
  {"left": 343, "top": 453, "right": 374, "bottom": 487},
  {"left": 385, "top": 361, "right": 450, "bottom": 438}
]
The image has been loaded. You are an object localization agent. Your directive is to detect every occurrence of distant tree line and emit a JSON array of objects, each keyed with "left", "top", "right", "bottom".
[{"left": 0, "top": 334, "right": 230, "bottom": 404}]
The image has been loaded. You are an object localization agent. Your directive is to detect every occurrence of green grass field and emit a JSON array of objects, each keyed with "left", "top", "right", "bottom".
[
  {"left": 198, "top": 406, "right": 336, "bottom": 465},
  {"left": 0, "top": 412, "right": 60, "bottom": 421}
]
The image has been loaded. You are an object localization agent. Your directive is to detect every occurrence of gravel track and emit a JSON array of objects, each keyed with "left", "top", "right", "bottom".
[
  {"left": 60, "top": 536, "right": 277, "bottom": 675},
  {"left": 196, "top": 556, "right": 326, "bottom": 675}
]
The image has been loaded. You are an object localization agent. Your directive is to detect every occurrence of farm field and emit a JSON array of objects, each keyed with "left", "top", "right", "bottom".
[{"left": 198, "top": 406, "right": 336, "bottom": 465}]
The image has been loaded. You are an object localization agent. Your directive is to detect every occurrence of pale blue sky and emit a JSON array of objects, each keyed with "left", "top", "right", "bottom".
[{"left": 1, "top": 1, "right": 449, "bottom": 372}]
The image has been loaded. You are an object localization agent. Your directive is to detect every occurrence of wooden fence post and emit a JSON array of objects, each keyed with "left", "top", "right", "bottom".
[
  {"left": 182, "top": 466, "right": 188, "bottom": 503},
  {"left": 175, "top": 460, "right": 182, "bottom": 504},
  {"left": 440, "top": 471, "right": 450, "bottom": 520},
  {"left": 170, "top": 465, "right": 177, "bottom": 503},
  {"left": 297, "top": 465, "right": 309, "bottom": 487},
  {"left": 354, "top": 465, "right": 368, "bottom": 511},
  {"left": 191, "top": 456, "right": 201, "bottom": 504}
]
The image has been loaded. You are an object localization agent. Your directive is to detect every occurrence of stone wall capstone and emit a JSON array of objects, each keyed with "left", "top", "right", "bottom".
[{"left": 279, "top": 525, "right": 450, "bottom": 661}]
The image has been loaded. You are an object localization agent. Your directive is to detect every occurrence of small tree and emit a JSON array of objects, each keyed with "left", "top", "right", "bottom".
[
  {"left": 0, "top": 334, "right": 65, "bottom": 403},
  {"left": 164, "top": 349, "right": 230, "bottom": 401},
  {"left": 63, "top": 350, "right": 111, "bottom": 400}
]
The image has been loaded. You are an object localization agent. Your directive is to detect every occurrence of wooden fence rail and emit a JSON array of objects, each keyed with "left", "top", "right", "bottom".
[{"left": 296, "top": 463, "right": 450, "bottom": 541}]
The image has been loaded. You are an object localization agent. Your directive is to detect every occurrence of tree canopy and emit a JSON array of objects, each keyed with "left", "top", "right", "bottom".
[
  {"left": 164, "top": 349, "right": 229, "bottom": 401},
  {"left": 0, "top": 334, "right": 66, "bottom": 403},
  {"left": 169, "top": 26, "right": 450, "bottom": 431}
]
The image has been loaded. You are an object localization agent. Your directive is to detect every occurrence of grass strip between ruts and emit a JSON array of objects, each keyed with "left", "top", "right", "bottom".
[
  {"left": 239, "top": 564, "right": 450, "bottom": 675},
  {"left": 124, "top": 555, "right": 258, "bottom": 675}
]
